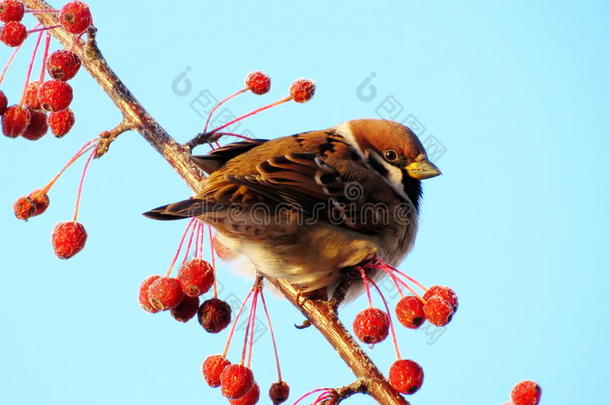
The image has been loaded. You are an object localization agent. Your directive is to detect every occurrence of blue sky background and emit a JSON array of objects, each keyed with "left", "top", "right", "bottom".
[{"left": 1, "top": 1, "right": 609, "bottom": 404}]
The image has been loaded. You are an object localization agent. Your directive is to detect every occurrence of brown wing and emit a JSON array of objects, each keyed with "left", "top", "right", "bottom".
[
  {"left": 200, "top": 130, "right": 398, "bottom": 234},
  {"left": 191, "top": 139, "right": 269, "bottom": 175}
]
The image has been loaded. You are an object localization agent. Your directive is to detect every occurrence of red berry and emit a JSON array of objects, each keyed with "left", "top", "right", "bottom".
[
  {"left": 22, "top": 108, "right": 48, "bottom": 140},
  {"left": 147, "top": 277, "right": 184, "bottom": 311},
  {"left": 38, "top": 80, "right": 73, "bottom": 112},
  {"left": 423, "top": 296, "right": 454, "bottom": 326},
  {"left": 178, "top": 258, "right": 214, "bottom": 297},
  {"left": 230, "top": 382, "right": 260, "bottom": 405},
  {"left": 51, "top": 221, "right": 87, "bottom": 259},
  {"left": 24, "top": 81, "right": 42, "bottom": 109},
  {"left": 396, "top": 296, "right": 425, "bottom": 329},
  {"left": 0, "top": 0, "right": 24, "bottom": 23},
  {"left": 269, "top": 381, "right": 290, "bottom": 405},
  {"left": 0, "top": 89, "right": 7, "bottom": 114},
  {"left": 245, "top": 71, "right": 271, "bottom": 95},
  {"left": 220, "top": 364, "right": 254, "bottom": 399},
  {"left": 353, "top": 307, "right": 390, "bottom": 344},
  {"left": 59, "top": 1, "right": 92, "bottom": 34},
  {"left": 170, "top": 295, "right": 200, "bottom": 322},
  {"left": 424, "top": 285, "right": 458, "bottom": 311},
  {"left": 48, "top": 108, "right": 75, "bottom": 137},
  {"left": 198, "top": 298, "right": 232, "bottom": 333},
  {"left": 511, "top": 380, "right": 542, "bottom": 405},
  {"left": 202, "top": 355, "right": 231, "bottom": 387},
  {"left": 138, "top": 275, "right": 161, "bottom": 313},
  {"left": 389, "top": 359, "right": 424, "bottom": 395},
  {"left": 0, "top": 21, "right": 26, "bottom": 46},
  {"left": 289, "top": 78, "right": 315, "bottom": 103},
  {"left": 47, "top": 50, "right": 81, "bottom": 81},
  {"left": 2, "top": 105, "right": 30, "bottom": 138},
  {"left": 13, "top": 190, "right": 49, "bottom": 220}
]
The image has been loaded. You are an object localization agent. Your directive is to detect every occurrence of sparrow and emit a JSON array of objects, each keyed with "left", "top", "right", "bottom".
[{"left": 145, "top": 119, "right": 440, "bottom": 301}]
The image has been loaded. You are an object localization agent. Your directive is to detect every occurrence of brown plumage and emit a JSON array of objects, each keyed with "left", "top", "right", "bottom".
[{"left": 145, "top": 119, "right": 440, "bottom": 300}]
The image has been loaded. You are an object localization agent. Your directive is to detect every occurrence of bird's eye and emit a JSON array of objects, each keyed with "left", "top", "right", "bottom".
[{"left": 383, "top": 150, "right": 399, "bottom": 162}]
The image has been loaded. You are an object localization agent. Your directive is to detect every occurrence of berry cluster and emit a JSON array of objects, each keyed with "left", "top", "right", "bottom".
[
  {"left": 199, "top": 278, "right": 289, "bottom": 405},
  {"left": 138, "top": 219, "right": 229, "bottom": 327},
  {"left": 13, "top": 137, "right": 97, "bottom": 259},
  {"left": 1, "top": 1, "right": 91, "bottom": 140},
  {"left": 347, "top": 260, "right": 459, "bottom": 396}
]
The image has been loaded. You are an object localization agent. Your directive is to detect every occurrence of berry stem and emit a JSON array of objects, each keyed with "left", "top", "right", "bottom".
[
  {"left": 165, "top": 218, "right": 197, "bottom": 277},
  {"left": 214, "top": 132, "right": 253, "bottom": 141},
  {"left": 222, "top": 287, "right": 255, "bottom": 358},
  {"left": 357, "top": 266, "right": 374, "bottom": 308},
  {"left": 293, "top": 388, "right": 331, "bottom": 405},
  {"left": 0, "top": 44, "right": 23, "bottom": 84},
  {"left": 41, "top": 139, "right": 99, "bottom": 194},
  {"left": 207, "top": 96, "right": 292, "bottom": 136},
  {"left": 259, "top": 285, "right": 283, "bottom": 382},
  {"left": 367, "top": 277, "right": 402, "bottom": 360},
  {"left": 180, "top": 220, "right": 198, "bottom": 265},
  {"left": 72, "top": 147, "right": 97, "bottom": 221},
  {"left": 377, "top": 266, "right": 422, "bottom": 300},
  {"left": 203, "top": 87, "right": 248, "bottom": 133},
  {"left": 241, "top": 284, "right": 259, "bottom": 367},
  {"left": 38, "top": 31, "right": 51, "bottom": 83},
  {"left": 20, "top": 30, "right": 44, "bottom": 105},
  {"left": 196, "top": 220, "right": 205, "bottom": 258},
  {"left": 372, "top": 260, "right": 427, "bottom": 291},
  {"left": 207, "top": 225, "right": 218, "bottom": 298},
  {"left": 27, "top": 25, "right": 62, "bottom": 34}
]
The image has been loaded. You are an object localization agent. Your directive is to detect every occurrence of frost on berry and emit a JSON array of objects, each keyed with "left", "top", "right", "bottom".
[
  {"left": 47, "top": 50, "right": 81, "bottom": 81},
  {"left": 202, "top": 355, "right": 231, "bottom": 387},
  {"left": 220, "top": 364, "right": 254, "bottom": 400},
  {"left": 245, "top": 71, "right": 271, "bottom": 95},
  {"left": 178, "top": 258, "right": 214, "bottom": 297},
  {"left": 138, "top": 275, "right": 161, "bottom": 313},
  {"left": 38, "top": 80, "right": 73, "bottom": 112},
  {"left": 289, "top": 79, "right": 316, "bottom": 103},
  {"left": 353, "top": 307, "right": 390, "bottom": 344},
  {"left": 424, "top": 285, "right": 458, "bottom": 311},
  {"left": 423, "top": 295, "right": 454, "bottom": 326},
  {"left": 2, "top": 105, "right": 30, "bottom": 138},
  {"left": 0, "top": 21, "right": 26, "bottom": 47},
  {"left": 396, "top": 296, "right": 425, "bottom": 329},
  {"left": 511, "top": 380, "right": 542, "bottom": 405},
  {"left": 24, "top": 81, "right": 42, "bottom": 109},
  {"left": 388, "top": 359, "right": 424, "bottom": 395},
  {"left": 198, "top": 298, "right": 232, "bottom": 333},
  {"left": 230, "top": 382, "right": 260, "bottom": 405},
  {"left": 51, "top": 221, "right": 87, "bottom": 259},
  {"left": 48, "top": 108, "right": 75, "bottom": 137},
  {"left": 0, "top": 89, "right": 7, "bottom": 114},
  {"left": 0, "top": 0, "right": 24, "bottom": 23},
  {"left": 147, "top": 276, "right": 184, "bottom": 311},
  {"left": 269, "top": 381, "right": 290, "bottom": 405},
  {"left": 22, "top": 108, "right": 48, "bottom": 141},
  {"left": 170, "top": 295, "right": 200, "bottom": 322},
  {"left": 14, "top": 190, "right": 49, "bottom": 220},
  {"left": 59, "top": 1, "right": 92, "bottom": 34}
]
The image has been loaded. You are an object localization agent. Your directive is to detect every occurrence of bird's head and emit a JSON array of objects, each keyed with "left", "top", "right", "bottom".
[{"left": 335, "top": 118, "right": 441, "bottom": 203}]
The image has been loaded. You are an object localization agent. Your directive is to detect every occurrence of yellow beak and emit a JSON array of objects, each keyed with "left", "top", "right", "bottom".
[{"left": 405, "top": 160, "right": 442, "bottom": 180}]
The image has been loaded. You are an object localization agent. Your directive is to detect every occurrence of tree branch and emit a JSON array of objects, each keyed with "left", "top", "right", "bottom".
[{"left": 23, "top": 1, "right": 409, "bottom": 404}]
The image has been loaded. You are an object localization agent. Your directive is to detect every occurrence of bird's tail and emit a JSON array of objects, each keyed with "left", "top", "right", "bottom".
[{"left": 143, "top": 198, "right": 208, "bottom": 221}]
